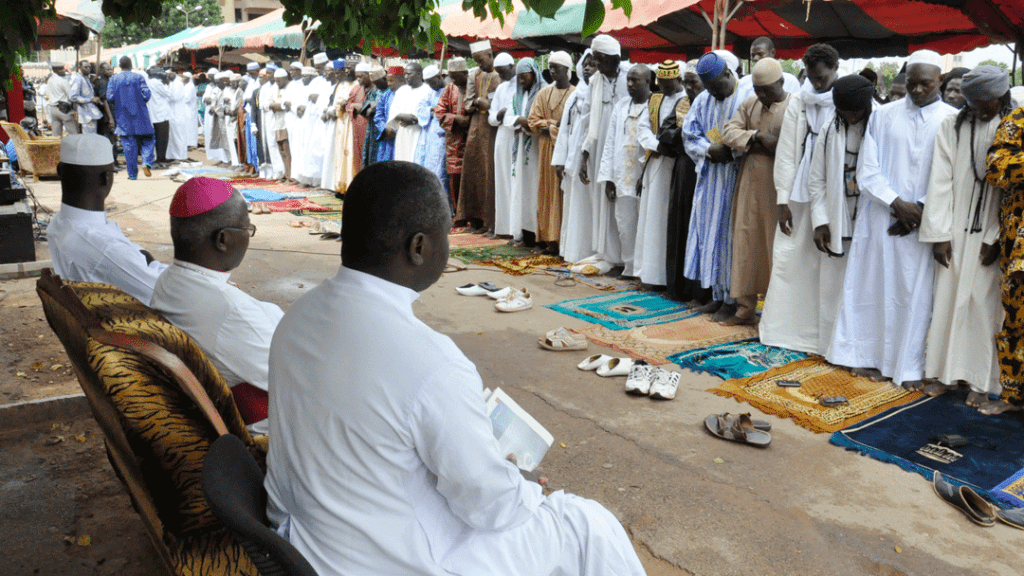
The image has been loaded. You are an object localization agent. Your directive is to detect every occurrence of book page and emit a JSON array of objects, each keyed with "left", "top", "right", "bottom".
[{"left": 486, "top": 388, "right": 554, "bottom": 472}]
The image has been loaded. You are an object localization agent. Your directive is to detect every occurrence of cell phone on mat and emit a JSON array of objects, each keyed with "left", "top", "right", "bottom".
[{"left": 776, "top": 380, "right": 801, "bottom": 388}]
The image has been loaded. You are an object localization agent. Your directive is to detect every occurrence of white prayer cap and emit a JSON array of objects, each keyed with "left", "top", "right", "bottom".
[
  {"left": 369, "top": 67, "right": 386, "bottom": 81},
  {"left": 548, "top": 50, "right": 572, "bottom": 69},
  {"left": 907, "top": 49, "right": 943, "bottom": 70},
  {"left": 274, "top": 69, "right": 288, "bottom": 78},
  {"left": 355, "top": 62, "right": 372, "bottom": 73},
  {"left": 591, "top": 34, "right": 621, "bottom": 57},
  {"left": 751, "top": 58, "right": 783, "bottom": 86},
  {"left": 469, "top": 40, "right": 491, "bottom": 54},
  {"left": 712, "top": 49, "right": 740, "bottom": 73},
  {"left": 686, "top": 59, "right": 699, "bottom": 73},
  {"left": 494, "top": 52, "right": 514, "bottom": 67},
  {"left": 207, "top": 67, "right": 219, "bottom": 75},
  {"left": 60, "top": 134, "right": 114, "bottom": 166},
  {"left": 231, "top": 73, "right": 242, "bottom": 81},
  {"left": 312, "top": 52, "right": 329, "bottom": 65},
  {"left": 246, "top": 62, "right": 259, "bottom": 71},
  {"left": 448, "top": 57, "right": 468, "bottom": 72},
  {"left": 183, "top": 71, "right": 193, "bottom": 78},
  {"left": 302, "top": 66, "right": 316, "bottom": 75},
  {"left": 422, "top": 65, "right": 440, "bottom": 79},
  {"left": 290, "top": 61, "right": 303, "bottom": 70},
  {"left": 215, "top": 71, "right": 231, "bottom": 80}
]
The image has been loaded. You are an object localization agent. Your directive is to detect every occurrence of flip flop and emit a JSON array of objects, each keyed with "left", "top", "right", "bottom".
[
  {"left": 703, "top": 413, "right": 772, "bottom": 448},
  {"left": 538, "top": 330, "right": 587, "bottom": 351},
  {"left": 996, "top": 507, "right": 1024, "bottom": 530},
  {"left": 932, "top": 471, "right": 996, "bottom": 527}
]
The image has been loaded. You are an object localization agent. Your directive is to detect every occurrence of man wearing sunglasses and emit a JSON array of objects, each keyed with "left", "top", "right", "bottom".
[{"left": 150, "top": 177, "right": 282, "bottom": 435}]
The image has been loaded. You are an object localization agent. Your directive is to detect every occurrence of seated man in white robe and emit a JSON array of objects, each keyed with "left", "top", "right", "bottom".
[
  {"left": 47, "top": 134, "right": 168, "bottom": 305},
  {"left": 150, "top": 178, "right": 283, "bottom": 434},
  {"left": 265, "top": 160, "right": 647, "bottom": 576},
  {"left": 919, "top": 66, "right": 1015, "bottom": 406},
  {"left": 826, "top": 50, "right": 957, "bottom": 389},
  {"left": 596, "top": 64, "right": 651, "bottom": 278}
]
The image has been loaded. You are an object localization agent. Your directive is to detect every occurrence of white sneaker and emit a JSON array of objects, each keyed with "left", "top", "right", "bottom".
[
  {"left": 596, "top": 357, "right": 634, "bottom": 377},
  {"left": 455, "top": 282, "right": 501, "bottom": 296},
  {"left": 624, "top": 361, "right": 654, "bottom": 395},
  {"left": 578, "top": 354, "right": 614, "bottom": 371},
  {"left": 649, "top": 368, "right": 680, "bottom": 400},
  {"left": 495, "top": 288, "right": 532, "bottom": 312}
]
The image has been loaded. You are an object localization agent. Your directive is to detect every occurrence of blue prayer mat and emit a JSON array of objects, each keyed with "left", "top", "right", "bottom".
[
  {"left": 545, "top": 291, "right": 699, "bottom": 330},
  {"left": 240, "top": 188, "right": 301, "bottom": 202},
  {"left": 669, "top": 339, "right": 807, "bottom": 380},
  {"left": 830, "top": 393, "right": 1024, "bottom": 508}
]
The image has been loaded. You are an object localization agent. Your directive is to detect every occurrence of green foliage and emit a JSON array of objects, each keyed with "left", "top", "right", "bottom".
[
  {"left": 102, "top": 0, "right": 223, "bottom": 48},
  {"left": 978, "top": 59, "right": 1023, "bottom": 85},
  {"left": 1, "top": 0, "right": 54, "bottom": 88}
]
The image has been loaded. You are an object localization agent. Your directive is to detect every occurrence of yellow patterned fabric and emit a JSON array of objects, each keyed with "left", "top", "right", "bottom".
[
  {"left": 986, "top": 107, "right": 1024, "bottom": 405},
  {"left": 170, "top": 528, "right": 259, "bottom": 576},
  {"left": 708, "top": 359, "right": 922, "bottom": 433},
  {"left": 71, "top": 282, "right": 260, "bottom": 535}
]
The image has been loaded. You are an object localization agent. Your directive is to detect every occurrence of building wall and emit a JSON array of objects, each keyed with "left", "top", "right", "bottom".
[{"left": 219, "top": 0, "right": 282, "bottom": 23}]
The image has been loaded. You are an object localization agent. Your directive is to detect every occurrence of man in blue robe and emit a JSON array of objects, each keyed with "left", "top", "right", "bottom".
[
  {"left": 414, "top": 65, "right": 449, "bottom": 196},
  {"left": 106, "top": 56, "right": 155, "bottom": 180},
  {"left": 373, "top": 66, "right": 405, "bottom": 164}
]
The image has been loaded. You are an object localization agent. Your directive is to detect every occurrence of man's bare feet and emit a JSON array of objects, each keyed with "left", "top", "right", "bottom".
[
  {"left": 851, "top": 367, "right": 887, "bottom": 382},
  {"left": 902, "top": 380, "right": 926, "bottom": 392},
  {"left": 719, "top": 314, "right": 758, "bottom": 327},
  {"left": 978, "top": 399, "right": 1022, "bottom": 415},
  {"left": 921, "top": 381, "right": 953, "bottom": 397},
  {"left": 693, "top": 300, "right": 723, "bottom": 315},
  {"left": 711, "top": 303, "right": 737, "bottom": 323},
  {"left": 965, "top": 391, "right": 988, "bottom": 407}
]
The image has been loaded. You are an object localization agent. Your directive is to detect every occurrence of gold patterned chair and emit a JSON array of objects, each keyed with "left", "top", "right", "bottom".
[
  {"left": 36, "top": 270, "right": 267, "bottom": 576},
  {"left": 1, "top": 120, "right": 61, "bottom": 181}
]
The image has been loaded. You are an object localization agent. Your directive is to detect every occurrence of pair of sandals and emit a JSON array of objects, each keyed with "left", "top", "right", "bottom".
[
  {"left": 249, "top": 202, "right": 273, "bottom": 214},
  {"left": 704, "top": 412, "right": 773, "bottom": 448},
  {"left": 577, "top": 353, "right": 634, "bottom": 377},
  {"left": 540, "top": 328, "right": 588, "bottom": 351},
  {"left": 933, "top": 471, "right": 1024, "bottom": 529}
]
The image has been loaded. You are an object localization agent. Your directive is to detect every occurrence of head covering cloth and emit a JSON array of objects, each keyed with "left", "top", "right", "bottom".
[
  {"left": 274, "top": 69, "right": 288, "bottom": 79},
  {"left": 907, "top": 49, "right": 943, "bottom": 70},
  {"left": 751, "top": 58, "right": 783, "bottom": 86},
  {"left": 656, "top": 60, "right": 680, "bottom": 80},
  {"left": 511, "top": 57, "right": 547, "bottom": 165},
  {"left": 60, "top": 134, "right": 114, "bottom": 166},
  {"left": 448, "top": 57, "right": 468, "bottom": 72},
  {"left": 355, "top": 62, "right": 372, "bottom": 73},
  {"left": 246, "top": 62, "right": 259, "bottom": 71},
  {"left": 387, "top": 65, "right": 405, "bottom": 76},
  {"left": 549, "top": 51, "right": 573, "bottom": 70},
  {"left": 961, "top": 65, "right": 1010, "bottom": 102},
  {"left": 696, "top": 52, "right": 727, "bottom": 84},
  {"left": 170, "top": 177, "right": 236, "bottom": 218},
  {"left": 591, "top": 34, "right": 621, "bottom": 57},
  {"left": 494, "top": 52, "right": 514, "bottom": 67},
  {"left": 290, "top": 61, "right": 303, "bottom": 70},
  {"left": 422, "top": 65, "right": 440, "bottom": 80},
  {"left": 369, "top": 68, "right": 386, "bottom": 81},
  {"left": 469, "top": 40, "right": 492, "bottom": 54},
  {"left": 312, "top": 53, "right": 329, "bottom": 65}
]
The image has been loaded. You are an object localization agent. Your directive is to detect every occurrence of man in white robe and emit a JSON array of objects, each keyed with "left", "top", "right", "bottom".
[
  {"left": 183, "top": 72, "right": 199, "bottom": 148},
  {"left": 282, "top": 63, "right": 311, "bottom": 182},
  {"left": 224, "top": 74, "right": 244, "bottom": 167},
  {"left": 579, "top": 35, "right": 630, "bottom": 269},
  {"left": 760, "top": 44, "right": 840, "bottom": 352},
  {"left": 806, "top": 75, "right": 875, "bottom": 360},
  {"left": 151, "top": 178, "right": 281, "bottom": 435},
  {"left": 596, "top": 65, "right": 651, "bottom": 278},
  {"left": 259, "top": 70, "right": 287, "bottom": 180},
  {"left": 553, "top": 51, "right": 596, "bottom": 264},
  {"left": 204, "top": 72, "right": 232, "bottom": 164},
  {"left": 919, "top": 66, "right": 1014, "bottom": 405},
  {"left": 489, "top": 54, "right": 519, "bottom": 238},
  {"left": 299, "top": 60, "right": 335, "bottom": 188},
  {"left": 634, "top": 61, "right": 690, "bottom": 286},
  {"left": 826, "top": 51, "right": 957, "bottom": 389},
  {"left": 388, "top": 62, "right": 433, "bottom": 163},
  {"left": 264, "top": 161, "right": 646, "bottom": 576},
  {"left": 166, "top": 73, "right": 191, "bottom": 161},
  {"left": 505, "top": 58, "right": 546, "bottom": 244},
  {"left": 319, "top": 61, "right": 349, "bottom": 190},
  {"left": 147, "top": 70, "right": 172, "bottom": 166}
]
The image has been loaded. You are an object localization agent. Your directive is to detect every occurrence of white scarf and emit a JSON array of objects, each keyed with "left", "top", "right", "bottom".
[{"left": 790, "top": 79, "right": 835, "bottom": 203}]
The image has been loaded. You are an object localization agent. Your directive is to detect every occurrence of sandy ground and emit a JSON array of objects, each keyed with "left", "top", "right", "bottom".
[{"left": 1, "top": 159, "right": 1021, "bottom": 576}]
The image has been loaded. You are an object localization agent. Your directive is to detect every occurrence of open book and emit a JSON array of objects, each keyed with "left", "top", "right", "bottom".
[{"left": 482, "top": 388, "right": 554, "bottom": 472}]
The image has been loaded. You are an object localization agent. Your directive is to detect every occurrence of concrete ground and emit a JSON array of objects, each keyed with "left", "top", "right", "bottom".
[{"left": 1, "top": 160, "right": 1021, "bottom": 576}]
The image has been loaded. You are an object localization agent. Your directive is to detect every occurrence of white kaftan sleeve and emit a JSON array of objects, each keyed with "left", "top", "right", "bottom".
[
  {"left": 409, "top": 361, "right": 544, "bottom": 532},
  {"left": 808, "top": 119, "right": 832, "bottom": 230},
  {"left": 682, "top": 93, "right": 711, "bottom": 168},
  {"left": 773, "top": 98, "right": 802, "bottom": 205},
  {"left": 856, "top": 109, "right": 899, "bottom": 207},
  {"left": 550, "top": 93, "right": 575, "bottom": 167},
  {"left": 636, "top": 99, "right": 659, "bottom": 153},
  {"left": 919, "top": 116, "right": 956, "bottom": 244},
  {"left": 596, "top": 101, "right": 624, "bottom": 186},
  {"left": 99, "top": 241, "right": 169, "bottom": 306}
]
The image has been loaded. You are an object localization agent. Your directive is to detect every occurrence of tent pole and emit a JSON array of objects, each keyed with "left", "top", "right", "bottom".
[
  {"left": 96, "top": 31, "right": 102, "bottom": 67},
  {"left": 218, "top": 46, "right": 224, "bottom": 69}
]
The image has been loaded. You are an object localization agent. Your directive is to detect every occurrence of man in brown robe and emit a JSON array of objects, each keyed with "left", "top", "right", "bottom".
[
  {"left": 720, "top": 58, "right": 792, "bottom": 325},
  {"left": 435, "top": 57, "right": 470, "bottom": 209},
  {"left": 527, "top": 51, "right": 575, "bottom": 255},
  {"left": 456, "top": 41, "right": 501, "bottom": 233}
]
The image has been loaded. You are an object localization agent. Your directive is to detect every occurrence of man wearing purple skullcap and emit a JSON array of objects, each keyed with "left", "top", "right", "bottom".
[{"left": 151, "top": 177, "right": 283, "bottom": 434}]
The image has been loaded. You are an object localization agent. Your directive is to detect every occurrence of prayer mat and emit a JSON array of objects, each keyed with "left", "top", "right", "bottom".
[
  {"left": 229, "top": 177, "right": 309, "bottom": 195},
  {"left": 669, "top": 339, "right": 807, "bottom": 380},
  {"left": 258, "top": 198, "right": 332, "bottom": 213},
  {"left": 541, "top": 268, "right": 641, "bottom": 292},
  {"left": 181, "top": 167, "right": 232, "bottom": 175},
  {"left": 709, "top": 359, "right": 920, "bottom": 434},
  {"left": 448, "top": 234, "right": 507, "bottom": 249},
  {"left": 448, "top": 245, "right": 564, "bottom": 275},
  {"left": 241, "top": 189, "right": 303, "bottom": 202},
  {"left": 830, "top": 392, "right": 1024, "bottom": 508},
  {"left": 546, "top": 291, "right": 699, "bottom": 330},
  {"left": 288, "top": 195, "right": 344, "bottom": 221},
  {"left": 573, "top": 314, "right": 758, "bottom": 366}
]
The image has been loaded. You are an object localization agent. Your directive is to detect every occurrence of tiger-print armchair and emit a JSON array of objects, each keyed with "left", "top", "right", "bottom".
[{"left": 36, "top": 270, "right": 268, "bottom": 576}]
